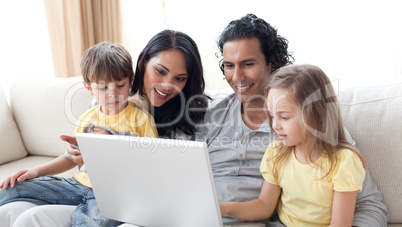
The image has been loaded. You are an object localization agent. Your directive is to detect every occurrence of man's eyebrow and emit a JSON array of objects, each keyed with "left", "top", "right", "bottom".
[
  {"left": 222, "top": 58, "right": 257, "bottom": 65},
  {"left": 241, "top": 58, "right": 257, "bottom": 63}
]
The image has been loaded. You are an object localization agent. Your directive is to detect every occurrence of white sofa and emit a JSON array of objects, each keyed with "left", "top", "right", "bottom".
[{"left": 0, "top": 77, "right": 401, "bottom": 226}]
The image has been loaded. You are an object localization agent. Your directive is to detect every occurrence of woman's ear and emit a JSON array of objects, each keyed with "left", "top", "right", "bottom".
[{"left": 83, "top": 82, "right": 94, "bottom": 95}]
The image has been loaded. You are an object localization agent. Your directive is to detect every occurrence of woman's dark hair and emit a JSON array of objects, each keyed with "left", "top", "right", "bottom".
[
  {"left": 131, "top": 29, "right": 208, "bottom": 138},
  {"left": 218, "top": 13, "right": 294, "bottom": 73}
]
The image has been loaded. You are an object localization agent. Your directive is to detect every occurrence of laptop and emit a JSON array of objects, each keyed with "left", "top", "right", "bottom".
[{"left": 76, "top": 133, "right": 267, "bottom": 227}]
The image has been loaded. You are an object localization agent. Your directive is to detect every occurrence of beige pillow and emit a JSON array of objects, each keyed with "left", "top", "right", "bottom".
[
  {"left": 339, "top": 83, "right": 402, "bottom": 223},
  {"left": 10, "top": 77, "right": 93, "bottom": 157},
  {"left": 0, "top": 86, "right": 27, "bottom": 164}
]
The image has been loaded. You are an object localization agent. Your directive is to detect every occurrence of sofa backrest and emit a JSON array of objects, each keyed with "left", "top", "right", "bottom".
[
  {"left": 0, "top": 86, "right": 27, "bottom": 165},
  {"left": 10, "top": 77, "right": 93, "bottom": 157},
  {"left": 338, "top": 83, "right": 402, "bottom": 224}
]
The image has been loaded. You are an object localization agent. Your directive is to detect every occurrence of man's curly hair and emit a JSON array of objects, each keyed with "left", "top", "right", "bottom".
[{"left": 217, "top": 13, "right": 294, "bottom": 73}]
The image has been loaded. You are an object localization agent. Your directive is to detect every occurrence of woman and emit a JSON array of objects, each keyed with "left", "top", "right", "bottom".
[
  {"left": 130, "top": 29, "right": 208, "bottom": 139},
  {"left": 1, "top": 29, "right": 208, "bottom": 227}
]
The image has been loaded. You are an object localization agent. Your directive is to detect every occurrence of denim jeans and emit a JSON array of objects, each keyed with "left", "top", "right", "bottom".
[{"left": 0, "top": 176, "right": 121, "bottom": 227}]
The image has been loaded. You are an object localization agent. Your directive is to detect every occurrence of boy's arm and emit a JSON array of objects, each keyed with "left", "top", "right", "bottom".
[
  {"left": 330, "top": 191, "right": 358, "bottom": 227},
  {"left": 1, "top": 155, "right": 76, "bottom": 189},
  {"left": 220, "top": 181, "right": 281, "bottom": 221},
  {"left": 34, "top": 155, "right": 77, "bottom": 177}
]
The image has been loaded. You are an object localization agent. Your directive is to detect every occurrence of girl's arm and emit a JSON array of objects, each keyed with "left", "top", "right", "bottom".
[
  {"left": 330, "top": 190, "right": 358, "bottom": 227},
  {"left": 219, "top": 181, "right": 281, "bottom": 221}
]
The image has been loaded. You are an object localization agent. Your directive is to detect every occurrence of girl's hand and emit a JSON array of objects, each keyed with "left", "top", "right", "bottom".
[
  {"left": 219, "top": 202, "right": 230, "bottom": 216},
  {"left": 0, "top": 169, "right": 39, "bottom": 190}
]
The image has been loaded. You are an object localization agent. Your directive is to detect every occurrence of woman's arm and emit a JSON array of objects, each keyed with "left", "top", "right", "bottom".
[
  {"left": 220, "top": 181, "right": 281, "bottom": 221},
  {"left": 330, "top": 190, "right": 358, "bottom": 227}
]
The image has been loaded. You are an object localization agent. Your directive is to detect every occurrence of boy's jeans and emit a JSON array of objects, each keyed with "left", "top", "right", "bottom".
[{"left": 0, "top": 176, "right": 121, "bottom": 227}]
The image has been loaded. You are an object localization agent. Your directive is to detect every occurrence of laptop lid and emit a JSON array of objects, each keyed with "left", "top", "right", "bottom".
[{"left": 76, "top": 133, "right": 223, "bottom": 227}]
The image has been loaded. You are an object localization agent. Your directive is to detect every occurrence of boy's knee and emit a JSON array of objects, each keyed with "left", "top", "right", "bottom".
[{"left": 0, "top": 187, "right": 19, "bottom": 205}]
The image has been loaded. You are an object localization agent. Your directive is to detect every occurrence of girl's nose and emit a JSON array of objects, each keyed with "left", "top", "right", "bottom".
[{"left": 272, "top": 118, "right": 281, "bottom": 130}]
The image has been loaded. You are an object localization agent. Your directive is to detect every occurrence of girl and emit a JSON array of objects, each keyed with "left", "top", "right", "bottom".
[
  {"left": 0, "top": 30, "right": 209, "bottom": 226},
  {"left": 220, "top": 64, "right": 366, "bottom": 227}
]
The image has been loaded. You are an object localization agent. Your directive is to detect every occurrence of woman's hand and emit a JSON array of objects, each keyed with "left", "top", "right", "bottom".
[{"left": 0, "top": 169, "right": 39, "bottom": 190}]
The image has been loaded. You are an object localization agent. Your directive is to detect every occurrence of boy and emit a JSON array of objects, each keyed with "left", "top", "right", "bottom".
[{"left": 0, "top": 42, "right": 158, "bottom": 226}]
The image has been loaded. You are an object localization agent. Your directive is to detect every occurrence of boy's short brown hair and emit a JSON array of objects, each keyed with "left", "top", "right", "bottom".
[{"left": 81, "top": 42, "right": 133, "bottom": 85}]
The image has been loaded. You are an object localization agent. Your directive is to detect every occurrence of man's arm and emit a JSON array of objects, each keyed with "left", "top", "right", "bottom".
[
  {"left": 353, "top": 169, "right": 388, "bottom": 227},
  {"left": 344, "top": 127, "right": 388, "bottom": 226}
]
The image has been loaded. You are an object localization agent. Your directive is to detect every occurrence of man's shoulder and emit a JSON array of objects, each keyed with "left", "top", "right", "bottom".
[{"left": 208, "top": 92, "right": 237, "bottom": 110}]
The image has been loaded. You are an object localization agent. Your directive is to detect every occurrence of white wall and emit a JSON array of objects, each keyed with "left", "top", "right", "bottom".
[
  {"left": 0, "top": 0, "right": 54, "bottom": 102},
  {"left": 121, "top": 0, "right": 402, "bottom": 89},
  {"left": 1, "top": 0, "right": 401, "bottom": 102}
]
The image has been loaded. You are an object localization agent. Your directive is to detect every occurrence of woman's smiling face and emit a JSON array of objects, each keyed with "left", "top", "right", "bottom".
[{"left": 143, "top": 49, "right": 188, "bottom": 107}]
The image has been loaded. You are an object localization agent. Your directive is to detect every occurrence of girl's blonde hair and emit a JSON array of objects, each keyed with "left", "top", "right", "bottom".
[{"left": 266, "top": 64, "right": 365, "bottom": 179}]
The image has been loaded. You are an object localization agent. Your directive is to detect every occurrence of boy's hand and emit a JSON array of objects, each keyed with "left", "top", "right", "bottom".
[
  {"left": 60, "top": 135, "right": 83, "bottom": 167},
  {"left": 91, "top": 127, "right": 113, "bottom": 135},
  {"left": 0, "top": 169, "right": 38, "bottom": 190},
  {"left": 60, "top": 128, "right": 112, "bottom": 168},
  {"left": 60, "top": 135, "right": 78, "bottom": 149}
]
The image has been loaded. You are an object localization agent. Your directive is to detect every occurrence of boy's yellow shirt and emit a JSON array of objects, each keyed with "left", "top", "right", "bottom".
[{"left": 72, "top": 102, "right": 158, "bottom": 187}]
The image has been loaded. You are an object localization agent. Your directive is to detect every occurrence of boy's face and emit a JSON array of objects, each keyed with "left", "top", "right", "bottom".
[{"left": 88, "top": 77, "right": 131, "bottom": 115}]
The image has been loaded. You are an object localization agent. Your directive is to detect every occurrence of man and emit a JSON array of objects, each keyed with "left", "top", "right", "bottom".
[{"left": 196, "top": 13, "right": 387, "bottom": 226}]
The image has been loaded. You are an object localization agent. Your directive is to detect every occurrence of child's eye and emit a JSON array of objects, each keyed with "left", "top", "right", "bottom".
[
  {"left": 98, "top": 87, "right": 106, "bottom": 91},
  {"left": 117, "top": 84, "right": 125, "bottom": 88},
  {"left": 281, "top": 117, "right": 289, "bottom": 120}
]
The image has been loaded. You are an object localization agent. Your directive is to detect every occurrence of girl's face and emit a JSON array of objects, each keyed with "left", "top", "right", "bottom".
[
  {"left": 267, "top": 88, "right": 303, "bottom": 148},
  {"left": 143, "top": 49, "right": 188, "bottom": 107}
]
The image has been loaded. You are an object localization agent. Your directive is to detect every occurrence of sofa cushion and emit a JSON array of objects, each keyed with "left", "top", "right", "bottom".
[
  {"left": 0, "top": 86, "right": 27, "bottom": 165},
  {"left": 338, "top": 83, "right": 402, "bottom": 224},
  {"left": 10, "top": 77, "right": 93, "bottom": 157}
]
